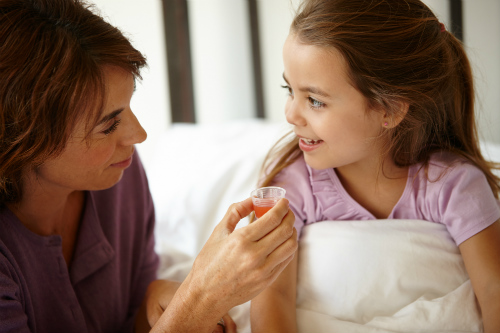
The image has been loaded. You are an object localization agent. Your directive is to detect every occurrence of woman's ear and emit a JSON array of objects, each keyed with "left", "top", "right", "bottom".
[{"left": 382, "top": 101, "right": 409, "bottom": 128}]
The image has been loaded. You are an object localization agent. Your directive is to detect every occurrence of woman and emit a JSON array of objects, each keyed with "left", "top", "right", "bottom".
[{"left": 0, "top": 1, "right": 298, "bottom": 332}]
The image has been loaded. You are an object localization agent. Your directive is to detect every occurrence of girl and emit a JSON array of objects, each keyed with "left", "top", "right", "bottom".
[{"left": 250, "top": 0, "right": 500, "bottom": 332}]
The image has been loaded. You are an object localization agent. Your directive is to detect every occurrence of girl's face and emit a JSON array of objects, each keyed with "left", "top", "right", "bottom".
[
  {"left": 282, "top": 33, "right": 385, "bottom": 171},
  {"left": 30, "top": 66, "right": 147, "bottom": 194}
]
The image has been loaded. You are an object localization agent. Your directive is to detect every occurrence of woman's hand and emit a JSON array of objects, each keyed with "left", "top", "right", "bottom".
[
  {"left": 150, "top": 197, "right": 297, "bottom": 333},
  {"left": 186, "top": 197, "right": 297, "bottom": 313},
  {"left": 135, "top": 279, "right": 181, "bottom": 332},
  {"left": 211, "top": 314, "right": 236, "bottom": 333},
  {"left": 139, "top": 279, "right": 181, "bottom": 329}
]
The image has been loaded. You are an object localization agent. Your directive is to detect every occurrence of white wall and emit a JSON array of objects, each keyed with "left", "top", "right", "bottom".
[
  {"left": 91, "top": 0, "right": 170, "bottom": 173},
  {"left": 188, "top": 0, "right": 300, "bottom": 124},
  {"left": 422, "top": 0, "right": 451, "bottom": 27},
  {"left": 463, "top": 0, "right": 500, "bottom": 144},
  {"left": 91, "top": 0, "right": 500, "bottom": 173},
  {"left": 188, "top": 0, "right": 256, "bottom": 123},
  {"left": 426, "top": 0, "right": 500, "bottom": 144},
  {"left": 257, "top": 0, "right": 301, "bottom": 122}
]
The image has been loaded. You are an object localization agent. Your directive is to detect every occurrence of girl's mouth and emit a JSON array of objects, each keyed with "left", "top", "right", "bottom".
[{"left": 298, "top": 137, "right": 324, "bottom": 152}]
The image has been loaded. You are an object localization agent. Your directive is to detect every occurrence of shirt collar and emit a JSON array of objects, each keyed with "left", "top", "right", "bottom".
[{"left": 70, "top": 192, "right": 115, "bottom": 286}]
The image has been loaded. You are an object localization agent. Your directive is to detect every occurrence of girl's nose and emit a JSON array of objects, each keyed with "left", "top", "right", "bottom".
[
  {"left": 285, "top": 99, "right": 307, "bottom": 127},
  {"left": 120, "top": 110, "right": 147, "bottom": 146}
]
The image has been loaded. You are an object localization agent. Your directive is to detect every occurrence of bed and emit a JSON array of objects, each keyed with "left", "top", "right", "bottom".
[{"left": 147, "top": 119, "right": 500, "bottom": 333}]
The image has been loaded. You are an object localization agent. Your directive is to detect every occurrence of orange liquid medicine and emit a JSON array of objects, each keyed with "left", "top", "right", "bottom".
[{"left": 254, "top": 205, "right": 273, "bottom": 218}]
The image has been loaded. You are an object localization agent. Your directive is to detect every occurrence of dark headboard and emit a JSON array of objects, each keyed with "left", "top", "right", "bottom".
[
  {"left": 160, "top": 0, "right": 463, "bottom": 124},
  {"left": 161, "top": 0, "right": 266, "bottom": 123}
]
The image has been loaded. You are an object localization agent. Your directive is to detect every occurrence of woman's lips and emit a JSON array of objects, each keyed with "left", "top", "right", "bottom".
[{"left": 111, "top": 155, "right": 133, "bottom": 168}]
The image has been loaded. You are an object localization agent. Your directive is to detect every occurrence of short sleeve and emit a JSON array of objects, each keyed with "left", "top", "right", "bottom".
[
  {"left": 270, "top": 156, "right": 316, "bottom": 237},
  {"left": 436, "top": 161, "right": 500, "bottom": 245}
]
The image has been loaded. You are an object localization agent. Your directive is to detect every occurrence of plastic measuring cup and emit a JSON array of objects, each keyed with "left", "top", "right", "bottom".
[{"left": 251, "top": 186, "right": 286, "bottom": 218}]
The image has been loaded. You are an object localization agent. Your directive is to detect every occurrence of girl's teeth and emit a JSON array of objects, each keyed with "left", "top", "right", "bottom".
[{"left": 301, "top": 138, "right": 322, "bottom": 145}]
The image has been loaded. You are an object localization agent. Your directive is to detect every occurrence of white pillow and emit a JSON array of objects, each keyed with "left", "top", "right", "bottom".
[
  {"left": 296, "top": 220, "right": 483, "bottom": 333},
  {"left": 149, "top": 120, "right": 290, "bottom": 258}
]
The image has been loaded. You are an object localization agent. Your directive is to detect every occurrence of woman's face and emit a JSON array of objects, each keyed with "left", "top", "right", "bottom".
[
  {"left": 31, "top": 66, "right": 147, "bottom": 194},
  {"left": 282, "top": 33, "right": 385, "bottom": 171}
]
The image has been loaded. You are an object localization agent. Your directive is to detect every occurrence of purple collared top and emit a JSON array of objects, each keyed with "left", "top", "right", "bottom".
[
  {"left": 0, "top": 151, "right": 159, "bottom": 333},
  {"left": 272, "top": 151, "right": 500, "bottom": 245}
]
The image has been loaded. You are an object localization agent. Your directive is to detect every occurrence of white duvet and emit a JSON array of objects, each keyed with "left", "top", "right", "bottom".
[
  {"left": 147, "top": 121, "right": 500, "bottom": 332},
  {"left": 295, "top": 220, "right": 482, "bottom": 333}
]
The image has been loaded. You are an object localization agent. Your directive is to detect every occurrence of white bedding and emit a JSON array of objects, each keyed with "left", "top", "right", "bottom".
[
  {"left": 155, "top": 218, "right": 484, "bottom": 333},
  {"left": 148, "top": 120, "right": 500, "bottom": 332},
  {"left": 296, "top": 220, "right": 482, "bottom": 333}
]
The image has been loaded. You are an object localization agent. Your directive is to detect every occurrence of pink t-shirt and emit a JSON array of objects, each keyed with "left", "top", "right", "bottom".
[{"left": 271, "top": 152, "right": 500, "bottom": 245}]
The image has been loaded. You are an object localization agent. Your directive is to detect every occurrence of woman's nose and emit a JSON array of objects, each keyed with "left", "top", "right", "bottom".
[
  {"left": 285, "top": 99, "right": 306, "bottom": 127},
  {"left": 121, "top": 110, "right": 147, "bottom": 146}
]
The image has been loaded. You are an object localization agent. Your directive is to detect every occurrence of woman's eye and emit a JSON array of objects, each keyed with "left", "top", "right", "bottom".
[
  {"left": 309, "top": 97, "right": 325, "bottom": 109},
  {"left": 281, "top": 84, "right": 293, "bottom": 96},
  {"left": 102, "top": 119, "right": 121, "bottom": 135}
]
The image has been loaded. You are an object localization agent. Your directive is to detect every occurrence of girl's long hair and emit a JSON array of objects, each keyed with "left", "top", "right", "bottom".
[
  {"left": 260, "top": 0, "right": 500, "bottom": 198},
  {"left": 0, "top": 0, "right": 147, "bottom": 206}
]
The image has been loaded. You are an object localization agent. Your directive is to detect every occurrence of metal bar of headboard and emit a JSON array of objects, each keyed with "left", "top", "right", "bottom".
[
  {"left": 248, "top": 0, "right": 266, "bottom": 119},
  {"left": 163, "top": 0, "right": 265, "bottom": 122},
  {"left": 162, "top": 0, "right": 196, "bottom": 123},
  {"left": 449, "top": 0, "right": 463, "bottom": 41}
]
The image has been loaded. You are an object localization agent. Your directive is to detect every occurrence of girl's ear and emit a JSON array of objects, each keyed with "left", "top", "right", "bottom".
[{"left": 382, "top": 101, "right": 409, "bottom": 128}]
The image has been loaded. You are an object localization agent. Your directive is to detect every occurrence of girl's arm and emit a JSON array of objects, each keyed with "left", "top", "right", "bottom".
[
  {"left": 250, "top": 254, "right": 298, "bottom": 333},
  {"left": 459, "top": 219, "right": 500, "bottom": 333}
]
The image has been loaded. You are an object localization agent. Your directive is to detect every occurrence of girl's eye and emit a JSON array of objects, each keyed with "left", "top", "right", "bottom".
[
  {"left": 281, "top": 84, "right": 293, "bottom": 96},
  {"left": 102, "top": 119, "right": 121, "bottom": 135},
  {"left": 309, "top": 97, "right": 325, "bottom": 109}
]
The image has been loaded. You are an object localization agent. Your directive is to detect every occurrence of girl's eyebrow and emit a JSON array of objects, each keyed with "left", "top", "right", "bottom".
[
  {"left": 97, "top": 108, "right": 124, "bottom": 126},
  {"left": 282, "top": 73, "right": 331, "bottom": 98}
]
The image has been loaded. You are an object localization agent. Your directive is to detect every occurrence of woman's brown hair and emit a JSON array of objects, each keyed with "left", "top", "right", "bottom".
[
  {"left": 0, "top": 0, "right": 147, "bottom": 205},
  {"left": 260, "top": 0, "right": 500, "bottom": 198}
]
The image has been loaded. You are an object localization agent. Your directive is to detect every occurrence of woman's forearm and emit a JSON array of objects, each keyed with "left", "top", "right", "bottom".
[{"left": 150, "top": 275, "right": 225, "bottom": 333}]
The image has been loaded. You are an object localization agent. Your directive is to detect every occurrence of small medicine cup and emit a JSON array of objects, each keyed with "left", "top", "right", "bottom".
[{"left": 251, "top": 186, "right": 286, "bottom": 218}]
